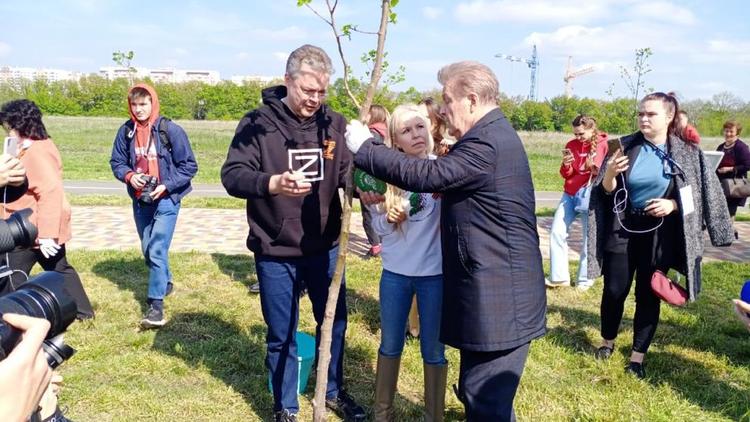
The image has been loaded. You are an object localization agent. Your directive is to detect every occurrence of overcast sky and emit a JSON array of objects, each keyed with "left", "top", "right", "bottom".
[{"left": 1, "top": 0, "right": 748, "bottom": 101}]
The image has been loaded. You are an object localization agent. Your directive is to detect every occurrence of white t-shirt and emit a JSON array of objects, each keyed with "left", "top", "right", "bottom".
[{"left": 368, "top": 190, "right": 442, "bottom": 277}]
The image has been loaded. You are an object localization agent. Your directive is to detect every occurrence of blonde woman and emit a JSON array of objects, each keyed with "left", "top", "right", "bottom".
[{"left": 366, "top": 104, "right": 446, "bottom": 421}]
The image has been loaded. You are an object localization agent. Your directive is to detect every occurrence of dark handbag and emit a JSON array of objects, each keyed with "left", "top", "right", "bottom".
[
  {"left": 720, "top": 177, "right": 750, "bottom": 198},
  {"left": 651, "top": 270, "right": 688, "bottom": 307}
]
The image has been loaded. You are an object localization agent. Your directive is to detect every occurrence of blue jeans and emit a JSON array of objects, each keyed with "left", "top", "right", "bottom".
[
  {"left": 133, "top": 198, "right": 180, "bottom": 300},
  {"left": 549, "top": 192, "right": 589, "bottom": 283},
  {"left": 256, "top": 247, "right": 347, "bottom": 413},
  {"left": 379, "top": 269, "right": 446, "bottom": 365}
]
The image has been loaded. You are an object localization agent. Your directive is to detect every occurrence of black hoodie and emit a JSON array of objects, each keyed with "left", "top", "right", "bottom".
[{"left": 221, "top": 86, "right": 351, "bottom": 257}]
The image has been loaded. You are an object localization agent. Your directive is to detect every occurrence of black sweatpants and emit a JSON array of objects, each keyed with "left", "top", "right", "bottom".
[
  {"left": 0, "top": 245, "right": 94, "bottom": 319},
  {"left": 458, "top": 342, "right": 530, "bottom": 422}
]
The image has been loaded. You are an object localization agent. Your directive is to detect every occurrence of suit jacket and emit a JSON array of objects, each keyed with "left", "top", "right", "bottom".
[
  {"left": 587, "top": 132, "right": 733, "bottom": 301},
  {"left": 355, "top": 108, "right": 546, "bottom": 351}
]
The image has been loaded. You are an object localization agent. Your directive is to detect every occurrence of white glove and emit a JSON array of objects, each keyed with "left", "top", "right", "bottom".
[
  {"left": 345, "top": 120, "right": 372, "bottom": 154},
  {"left": 38, "top": 238, "right": 61, "bottom": 259}
]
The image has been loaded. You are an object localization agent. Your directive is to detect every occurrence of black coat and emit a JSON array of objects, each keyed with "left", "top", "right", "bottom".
[{"left": 355, "top": 108, "right": 546, "bottom": 351}]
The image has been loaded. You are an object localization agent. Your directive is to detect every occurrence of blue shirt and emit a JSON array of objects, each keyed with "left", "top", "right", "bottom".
[{"left": 628, "top": 142, "right": 671, "bottom": 209}]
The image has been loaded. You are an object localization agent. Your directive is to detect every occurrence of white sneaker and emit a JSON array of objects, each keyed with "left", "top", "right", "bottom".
[
  {"left": 576, "top": 280, "right": 594, "bottom": 291},
  {"left": 545, "top": 278, "right": 569, "bottom": 288}
]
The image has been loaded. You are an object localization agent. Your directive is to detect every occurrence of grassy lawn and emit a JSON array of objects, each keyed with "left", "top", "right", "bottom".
[
  {"left": 50, "top": 250, "right": 750, "bottom": 421},
  {"left": 41, "top": 116, "right": 712, "bottom": 192}
]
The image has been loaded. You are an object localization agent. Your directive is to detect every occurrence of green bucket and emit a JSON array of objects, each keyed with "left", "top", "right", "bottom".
[{"left": 268, "top": 331, "right": 317, "bottom": 394}]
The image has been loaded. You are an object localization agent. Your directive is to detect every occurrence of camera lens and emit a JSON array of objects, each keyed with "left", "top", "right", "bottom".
[
  {"left": 0, "top": 272, "right": 77, "bottom": 359},
  {"left": 0, "top": 208, "right": 37, "bottom": 253}
]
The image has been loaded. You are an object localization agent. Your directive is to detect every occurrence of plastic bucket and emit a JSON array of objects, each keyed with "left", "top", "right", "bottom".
[{"left": 268, "top": 331, "right": 317, "bottom": 394}]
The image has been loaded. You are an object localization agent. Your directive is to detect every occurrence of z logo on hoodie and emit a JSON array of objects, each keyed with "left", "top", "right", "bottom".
[{"left": 322, "top": 139, "right": 336, "bottom": 160}]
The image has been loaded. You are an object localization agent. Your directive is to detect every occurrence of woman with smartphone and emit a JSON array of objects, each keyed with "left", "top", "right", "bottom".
[
  {"left": 546, "top": 115, "right": 608, "bottom": 291},
  {"left": 587, "top": 92, "right": 732, "bottom": 378},
  {"left": 0, "top": 99, "right": 94, "bottom": 320}
]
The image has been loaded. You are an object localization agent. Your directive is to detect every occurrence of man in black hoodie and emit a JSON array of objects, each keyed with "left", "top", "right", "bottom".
[{"left": 221, "top": 45, "right": 364, "bottom": 422}]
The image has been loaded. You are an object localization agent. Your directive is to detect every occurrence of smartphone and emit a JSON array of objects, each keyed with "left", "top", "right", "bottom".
[
  {"left": 607, "top": 137, "right": 623, "bottom": 157},
  {"left": 3, "top": 137, "right": 18, "bottom": 157},
  {"left": 562, "top": 148, "right": 573, "bottom": 156}
]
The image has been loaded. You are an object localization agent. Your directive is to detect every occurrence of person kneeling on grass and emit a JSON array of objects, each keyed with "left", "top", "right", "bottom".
[{"left": 110, "top": 83, "right": 198, "bottom": 329}]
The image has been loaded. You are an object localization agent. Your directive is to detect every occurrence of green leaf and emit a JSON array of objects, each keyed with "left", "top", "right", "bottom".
[
  {"left": 389, "top": 12, "right": 397, "bottom": 23},
  {"left": 297, "top": 0, "right": 312, "bottom": 6}
]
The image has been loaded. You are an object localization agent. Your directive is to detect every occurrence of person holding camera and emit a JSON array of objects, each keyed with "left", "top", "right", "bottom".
[
  {"left": 110, "top": 84, "right": 197, "bottom": 329},
  {"left": 0, "top": 100, "right": 94, "bottom": 320},
  {"left": 0, "top": 313, "right": 53, "bottom": 422}
]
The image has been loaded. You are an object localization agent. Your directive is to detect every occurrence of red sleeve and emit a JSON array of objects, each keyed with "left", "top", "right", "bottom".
[{"left": 684, "top": 126, "right": 701, "bottom": 144}]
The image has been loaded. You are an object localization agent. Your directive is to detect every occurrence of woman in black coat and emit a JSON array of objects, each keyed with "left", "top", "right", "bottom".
[{"left": 715, "top": 120, "right": 750, "bottom": 238}]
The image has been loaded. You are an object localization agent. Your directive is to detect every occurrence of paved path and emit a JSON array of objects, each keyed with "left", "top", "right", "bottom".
[
  {"left": 63, "top": 181, "right": 566, "bottom": 208},
  {"left": 67, "top": 205, "right": 750, "bottom": 263}
]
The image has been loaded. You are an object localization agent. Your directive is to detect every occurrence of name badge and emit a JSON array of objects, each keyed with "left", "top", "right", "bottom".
[{"left": 679, "top": 185, "right": 695, "bottom": 216}]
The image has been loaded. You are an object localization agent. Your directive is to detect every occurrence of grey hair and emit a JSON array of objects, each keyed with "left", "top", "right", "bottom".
[
  {"left": 285, "top": 44, "right": 335, "bottom": 78},
  {"left": 437, "top": 61, "right": 499, "bottom": 104}
]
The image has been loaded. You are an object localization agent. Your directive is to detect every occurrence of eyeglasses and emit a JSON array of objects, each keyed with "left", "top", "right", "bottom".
[
  {"left": 300, "top": 87, "right": 327, "bottom": 99},
  {"left": 649, "top": 143, "right": 684, "bottom": 177}
]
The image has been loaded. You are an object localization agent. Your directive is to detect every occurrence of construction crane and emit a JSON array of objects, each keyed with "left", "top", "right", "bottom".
[
  {"left": 495, "top": 44, "right": 539, "bottom": 101},
  {"left": 563, "top": 56, "right": 595, "bottom": 98}
]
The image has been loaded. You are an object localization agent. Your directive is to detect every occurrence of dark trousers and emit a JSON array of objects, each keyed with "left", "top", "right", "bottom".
[
  {"left": 255, "top": 246, "right": 347, "bottom": 413},
  {"left": 360, "top": 201, "right": 380, "bottom": 246},
  {"left": 600, "top": 224, "right": 672, "bottom": 353},
  {"left": 0, "top": 245, "right": 94, "bottom": 319},
  {"left": 457, "top": 343, "right": 530, "bottom": 422}
]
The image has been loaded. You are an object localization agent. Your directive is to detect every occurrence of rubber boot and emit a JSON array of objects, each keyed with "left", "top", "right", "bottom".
[
  {"left": 424, "top": 363, "right": 448, "bottom": 422},
  {"left": 374, "top": 354, "right": 401, "bottom": 422}
]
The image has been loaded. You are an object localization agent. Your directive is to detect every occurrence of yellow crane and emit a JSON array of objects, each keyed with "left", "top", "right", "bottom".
[{"left": 564, "top": 56, "right": 595, "bottom": 98}]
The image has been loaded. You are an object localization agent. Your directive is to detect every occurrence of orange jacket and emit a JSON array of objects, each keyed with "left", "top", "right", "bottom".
[{"left": 5, "top": 139, "right": 71, "bottom": 244}]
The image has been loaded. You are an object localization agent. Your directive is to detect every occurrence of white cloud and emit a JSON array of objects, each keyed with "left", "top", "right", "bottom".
[
  {"left": 455, "top": 0, "right": 610, "bottom": 24},
  {"left": 273, "top": 52, "right": 289, "bottom": 63},
  {"left": 631, "top": 1, "right": 696, "bottom": 25},
  {"left": 174, "top": 48, "right": 189, "bottom": 56},
  {"left": 0, "top": 42, "right": 10, "bottom": 57},
  {"left": 235, "top": 52, "right": 251, "bottom": 60},
  {"left": 249, "top": 26, "right": 308, "bottom": 42},
  {"left": 423, "top": 6, "right": 443, "bottom": 20}
]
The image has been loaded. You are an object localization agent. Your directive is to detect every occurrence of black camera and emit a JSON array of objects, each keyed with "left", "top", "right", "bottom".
[
  {"left": 139, "top": 175, "right": 158, "bottom": 205},
  {"left": 0, "top": 272, "right": 77, "bottom": 368},
  {"left": 0, "top": 209, "right": 77, "bottom": 368}
]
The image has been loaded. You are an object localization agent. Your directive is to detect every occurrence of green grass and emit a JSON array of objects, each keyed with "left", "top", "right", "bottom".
[
  {"left": 67, "top": 194, "right": 247, "bottom": 209},
  {"left": 50, "top": 250, "right": 750, "bottom": 421}
]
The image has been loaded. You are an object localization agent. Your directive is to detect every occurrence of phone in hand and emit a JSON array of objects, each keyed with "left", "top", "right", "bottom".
[
  {"left": 562, "top": 148, "right": 573, "bottom": 157},
  {"left": 607, "top": 137, "right": 623, "bottom": 157},
  {"left": 3, "top": 137, "right": 18, "bottom": 157}
]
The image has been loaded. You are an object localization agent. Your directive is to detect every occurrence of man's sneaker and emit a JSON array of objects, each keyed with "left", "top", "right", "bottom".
[
  {"left": 165, "top": 282, "right": 174, "bottom": 296},
  {"left": 625, "top": 361, "right": 646, "bottom": 379},
  {"left": 140, "top": 304, "right": 166, "bottom": 329},
  {"left": 274, "top": 409, "right": 298, "bottom": 422},
  {"left": 325, "top": 390, "right": 366, "bottom": 421},
  {"left": 545, "top": 278, "right": 569, "bottom": 288},
  {"left": 248, "top": 282, "right": 260, "bottom": 294}
]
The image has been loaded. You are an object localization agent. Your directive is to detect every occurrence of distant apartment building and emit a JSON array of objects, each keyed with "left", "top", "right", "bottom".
[
  {"left": 230, "top": 75, "right": 282, "bottom": 85},
  {"left": 99, "top": 66, "right": 221, "bottom": 84},
  {"left": 0, "top": 66, "right": 84, "bottom": 83}
]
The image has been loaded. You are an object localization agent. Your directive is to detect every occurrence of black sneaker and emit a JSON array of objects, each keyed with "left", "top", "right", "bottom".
[
  {"left": 248, "top": 282, "right": 260, "bottom": 294},
  {"left": 43, "top": 405, "right": 73, "bottom": 422},
  {"left": 595, "top": 345, "right": 614, "bottom": 360},
  {"left": 140, "top": 304, "right": 166, "bottom": 329},
  {"left": 274, "top": 409, "right": 298, "bottom": 422},
  {"left": 625, "top": 361, "right": 646, "bottom": 379},
  {"left": 165, "top": 282, "right": 174, "bottom": 296},
  {"left": 325, "top": 390, "right": 366, "bottom": 421}
]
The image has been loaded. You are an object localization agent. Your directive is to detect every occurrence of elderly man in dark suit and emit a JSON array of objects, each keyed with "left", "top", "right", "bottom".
[{"left": 346, "top": 61, "right": 546, "bottom": 421}]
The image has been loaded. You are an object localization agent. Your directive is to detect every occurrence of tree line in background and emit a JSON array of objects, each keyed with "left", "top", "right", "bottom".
[{"left": 0, "top": 76, "right": 747, "bottom": 136}]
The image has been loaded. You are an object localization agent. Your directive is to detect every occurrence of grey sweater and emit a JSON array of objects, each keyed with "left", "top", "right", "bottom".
[{"left": 586, "top": 132, "right": 733, "bottom": 301}]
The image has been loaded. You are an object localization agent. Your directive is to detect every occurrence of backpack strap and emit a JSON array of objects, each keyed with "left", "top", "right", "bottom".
[{"left": 158, "top": 117, "right": 173, "bottom": 153}]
